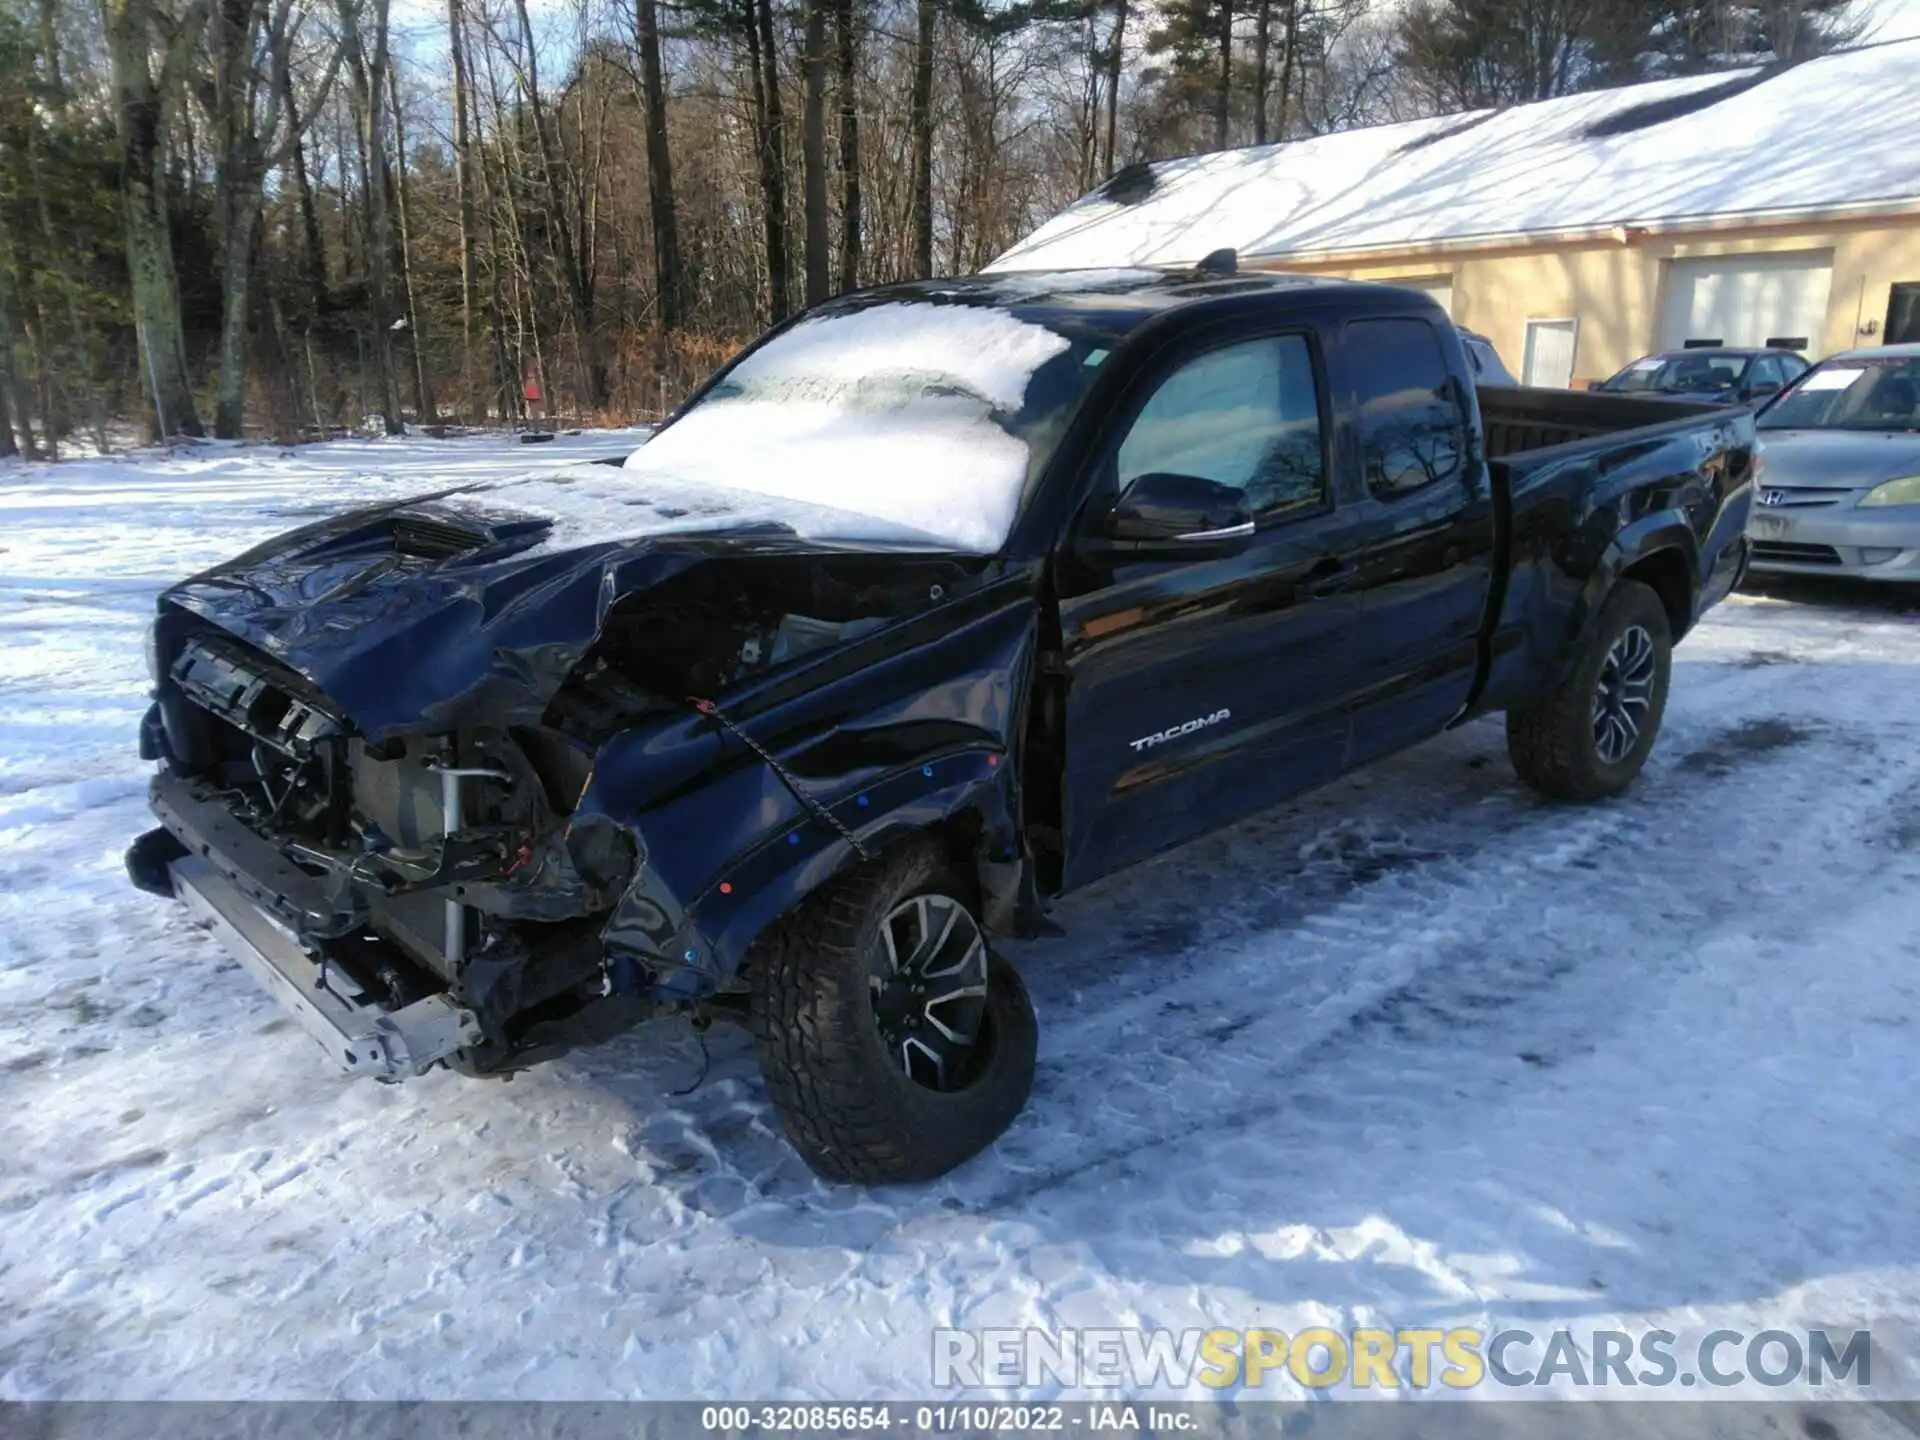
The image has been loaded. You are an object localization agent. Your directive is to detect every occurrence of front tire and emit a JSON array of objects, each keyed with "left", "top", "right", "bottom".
[
  {"left": 1506, "top": 579, "right": 1673, "bottom": 802},
  {"left": 748, "top": 842, "right": 1037, "bottom": 1184}
]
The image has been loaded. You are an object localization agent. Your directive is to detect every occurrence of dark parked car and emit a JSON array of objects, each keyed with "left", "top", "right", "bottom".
[
  {"left": 1590, "top": 347, "right": 1810, "bottom": 406},
  {"left": 1458, "top": 327, "right": 1518, "bottom": 385},
  {"left": 1746, "top": 344, "right": 1920, "bottom": 580},
  {"left": 126, "top": 268, "right": 1756, "bottom": 1184}
]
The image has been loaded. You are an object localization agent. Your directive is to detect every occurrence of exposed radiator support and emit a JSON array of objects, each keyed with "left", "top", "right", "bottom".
[{"left": 427, "top": 758, "right": 513, "bottom": 967}]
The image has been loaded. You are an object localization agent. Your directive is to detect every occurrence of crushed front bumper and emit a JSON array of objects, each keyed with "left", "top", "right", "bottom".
[{"left": 131, "top": 795, "right": 484, "bottom": 1082}]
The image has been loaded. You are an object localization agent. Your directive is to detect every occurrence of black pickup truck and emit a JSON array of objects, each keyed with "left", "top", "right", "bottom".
[{"left": 127, "top": 267, "right": 1756, "bottom": 1184}]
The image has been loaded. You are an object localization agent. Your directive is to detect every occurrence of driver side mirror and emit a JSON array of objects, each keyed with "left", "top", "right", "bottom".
[
  {"left": 1743, "top": 380, "right": 1782, "bottom": 401},
  {"left": 1091, "top": 471, "right": 1254, "bottom": 560}
]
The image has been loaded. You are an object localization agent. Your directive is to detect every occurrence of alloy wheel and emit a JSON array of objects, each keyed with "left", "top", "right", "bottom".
[
  {"left": 1592, "top": 623, "right": 1658, "bottom": 765},
  {"left": 868, "top": 893, "right": 990, "bottom": 1091}
]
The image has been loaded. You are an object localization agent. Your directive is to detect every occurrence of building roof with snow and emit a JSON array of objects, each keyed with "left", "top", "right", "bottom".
[{"left": 987, "top": 39, "right": 1920, "bottom": 271}]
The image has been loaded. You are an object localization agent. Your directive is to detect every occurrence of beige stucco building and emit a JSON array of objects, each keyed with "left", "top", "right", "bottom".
[
  {"left": 990, "top": 39, "right": 1920, "bottom": 387},
  {"left": 1263, "top": 211, "right": 1920, "bottom": 389}
]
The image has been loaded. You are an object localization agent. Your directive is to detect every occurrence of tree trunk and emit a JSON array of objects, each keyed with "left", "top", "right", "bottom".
[
  {"left": 337, "top": 0, "right": 400, "bottom": 433},
  {"left": 211, "top": 197, "right": 258, "bottom": 437},
  {"left": 36, "top": 0, "right": 62, "bottom": 94},
  {"left": 24, "top": 309, "right": 58, "bottom": 458},
  {"left": 447, "top": 0, "right": 482, "bottom": 415},
  {"left": 104, "top": 0, "right": 203, "bottom": 439},
  {"left": 1277, "top": 0, "right": 1297, "bottom": 143},
  {"left": 1215, "top": 0, "right": 1232, "bottom": 152},
  {"left": 207, "top": 0, "right": 266, "bottom": 439},
  {"left": 25, "top": 68, "right": 106, "bottom": 448},
  {"left": 508, "top": 0, "right": 605, "bottom": 409},
  {"left": 801, "top": 0, "right": 829, "bottom": 306},
  {"left": 908, "top": 0, "right": 935, "bottom": 277},
  {"left": 834, "top": 0, "right": 860, "bottom": 291},
  {"left": 1252, "top": 0, "right": 1271, "bottom": 144},
  {"left": 0, "top": 213, "right": 36, "bottom": 458},
  {"left": 281, "top": 87, "right": 330, "bottom": 318},
  {"left": 1103, "top": 0, "right": 1125, "bottom": 177},
  {"left": 388, "top": 67, "right": 436, "bottom": 423},
  {"left": 635, "top": 0, "right": 682, "bottom": 328},
  {"left": 469, "top": 85, "right": 519, "bottom": 422},
  {"left": 746, "top": 0, "right": 790, "bottom": 321}
]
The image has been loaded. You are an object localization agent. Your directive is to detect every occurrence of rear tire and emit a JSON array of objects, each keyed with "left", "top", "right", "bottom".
[
  {"left": 748, "top": 842, "right": 1037, "bottom": 1185},
  {"left": 1506, "top": 579, "right": 1673, "bottom": 802}
]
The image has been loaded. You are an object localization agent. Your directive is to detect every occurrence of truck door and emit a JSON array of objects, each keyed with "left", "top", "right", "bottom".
[
  {"left": 1054, "top": 325, "right": 1371, "bottom": 888},
  {"left": 1331, "top": 316, "right": 1496, "bottom": 767}
]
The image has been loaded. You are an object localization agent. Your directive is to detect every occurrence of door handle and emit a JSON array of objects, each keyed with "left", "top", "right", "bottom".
[{"left": 1301, "top": 557, "right": 1353, "bottom": 598}]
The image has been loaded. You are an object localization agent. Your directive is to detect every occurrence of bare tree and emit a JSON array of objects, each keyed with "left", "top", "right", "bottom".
[
  {"left": 744, "top": 0, "right": 790, "bottom": 319},
  {"left": 448, "top": 0, "right": 482, "bottom": 413},
  {"left": 102, "top": 0, "right": 208, "bottom": 437},
  {"left": 197, "top": 0, "right": 341, "bottom": 436},
  {"left": 835, "top": 0, "right": 861, "bottom": 289},
  {"left": 908, "top": 0, "right": 935, "bottom": 276},
  {"left": 388, "top": 59, "right": 436, "bottom": 423},
  {"left": 801, "top": 0, "right": 829, "bottom": 304},
  {"left": 334, "top": 0, "right": 399, "bottom": 431},
  {"left": 634, "top": 0, "right": 683, "bottom": 326}
]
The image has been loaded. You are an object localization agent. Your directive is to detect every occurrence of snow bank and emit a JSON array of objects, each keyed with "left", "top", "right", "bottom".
[
  {"left": 989, "top": 39, "right": 1920, "bottom": 269},
  {"left": 618, "top": 302, "right": 1072, "bottom": 552},
  {"left": 6, "top": 432, "right": 1920, "bottom": 1405}
]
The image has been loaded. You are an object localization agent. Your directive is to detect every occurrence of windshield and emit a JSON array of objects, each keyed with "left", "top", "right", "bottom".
[
  {"left": 1758, "top": 356, "right": 1920, "bottom": 431},
  {"left": 1606, "top": 354, "right": 1746, "bottom": 394},
  {"left": 621, "top": 301, "right": 1104, "bottom": 551}
]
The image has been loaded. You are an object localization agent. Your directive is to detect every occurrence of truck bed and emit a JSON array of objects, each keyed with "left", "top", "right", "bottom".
[
  {"left": 1468, "top": 381, "right": 1756, "bottom": 718},
  {"left": 1477, "top": 385, "right": 1723, "bottom": 460}
]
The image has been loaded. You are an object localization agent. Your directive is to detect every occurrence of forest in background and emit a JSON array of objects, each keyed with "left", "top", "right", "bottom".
[{"left": 0, "top": 0, "right": 1863, "bottom": 451}]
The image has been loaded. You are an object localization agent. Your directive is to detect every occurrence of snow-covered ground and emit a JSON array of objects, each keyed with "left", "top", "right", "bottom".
[{"left": 2, "top": 433, "right": 1919, "bottom": 1409}]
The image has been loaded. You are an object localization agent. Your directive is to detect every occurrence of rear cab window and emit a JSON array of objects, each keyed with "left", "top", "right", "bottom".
[{"left": 1343, "top": 318, "right": 1470, "bottom": 498}]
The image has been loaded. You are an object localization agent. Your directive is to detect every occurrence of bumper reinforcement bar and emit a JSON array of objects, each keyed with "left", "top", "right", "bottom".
[{"left": 170, "top": 855, "right": 482, "bottom": 1081}]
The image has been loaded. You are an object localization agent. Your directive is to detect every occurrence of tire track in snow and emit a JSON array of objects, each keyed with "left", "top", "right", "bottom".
[{"left": 943, "top": 707, "right": 1910, "bottom": 1211}]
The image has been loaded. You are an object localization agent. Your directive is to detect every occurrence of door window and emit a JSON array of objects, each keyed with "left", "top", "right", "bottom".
[
  {"left": 1748, "top": 356, "right": 1784, "bottom": 390},
  {"left": 1346, "top": 318, "right": 1470, "bottom": 498},
  {"left": 1115, "top": 335, "right": 1326, "bottom": 518}
]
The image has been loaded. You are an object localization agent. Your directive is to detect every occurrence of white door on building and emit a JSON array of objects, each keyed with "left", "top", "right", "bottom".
[
  {"left": 1522, "top": 318, "right": 1579, "bottom": 387},
  {"left": 1658, "top": 253, "right": 1833, "bottom": 351},
  {"left": 1386, "top": 276, "right": 1453, "bottom": 317}
]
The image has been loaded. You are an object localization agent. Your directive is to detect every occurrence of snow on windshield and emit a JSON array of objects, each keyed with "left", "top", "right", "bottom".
[{"left": 620, "top": 302, "right": 1072, "bottom": 551}]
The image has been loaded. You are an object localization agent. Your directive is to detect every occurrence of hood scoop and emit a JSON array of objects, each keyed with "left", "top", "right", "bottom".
[{"left": 392, "top": 512, "right": 493, "bottom": 560}]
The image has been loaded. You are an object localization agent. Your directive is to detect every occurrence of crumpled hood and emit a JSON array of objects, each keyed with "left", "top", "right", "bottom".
[
  {"left": 1756, "top": 428, "right": 1920, "bottom": 490},
  {"left": 157, "top": 467, "right": 972, "bottom": 739}
]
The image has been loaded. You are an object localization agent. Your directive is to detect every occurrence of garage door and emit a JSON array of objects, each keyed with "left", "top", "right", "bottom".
[
  {"left": 1658, "top": 253, "right": 1832, "bottom": 352},
  {"left": 1384, "top": 275, "right": 1453, "bottom": 317}
]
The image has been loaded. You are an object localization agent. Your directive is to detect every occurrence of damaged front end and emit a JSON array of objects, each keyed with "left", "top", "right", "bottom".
[{"left": 130, "top": 509, "right": 1044, "bottom": 1082}]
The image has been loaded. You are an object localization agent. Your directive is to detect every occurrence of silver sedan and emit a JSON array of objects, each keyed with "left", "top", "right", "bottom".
[{"left": 1747, "top": 344, "right": 1920, "bottom": 582}]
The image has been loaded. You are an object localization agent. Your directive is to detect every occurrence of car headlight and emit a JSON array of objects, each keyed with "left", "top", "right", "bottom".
[
  {"left": 144, "top": 624, "right": 163, "bottom": 684},
  {"left": 1861, "top": 475, "right": 1920, "bottom": 508}
]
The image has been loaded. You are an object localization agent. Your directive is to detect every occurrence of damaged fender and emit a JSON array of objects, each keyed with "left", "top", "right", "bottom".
[{"left": 573, "top": 575, "right": 1046, "bottom": 999}]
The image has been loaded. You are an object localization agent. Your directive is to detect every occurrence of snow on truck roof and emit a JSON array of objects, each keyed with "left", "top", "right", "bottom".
[{"left": 989, "top": 39, "right": 1920, "bottom": 272}]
